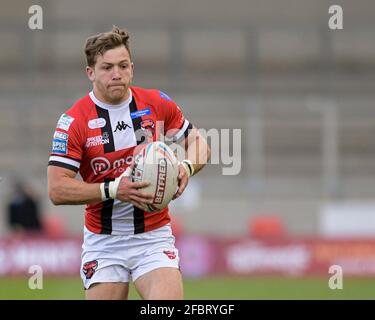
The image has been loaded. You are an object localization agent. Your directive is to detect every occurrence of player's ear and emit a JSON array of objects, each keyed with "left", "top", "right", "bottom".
[
  {"left": 86, "top": 66, "right": 95, "bottom": 81},
  {"left": 130, "top": 62, "right": 134, "bottom": 81}
]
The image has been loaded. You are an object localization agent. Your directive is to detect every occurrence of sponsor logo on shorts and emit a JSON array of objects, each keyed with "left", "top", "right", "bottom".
[
  {"left": 82, "top": 260, "right": 98, "bottom": 279},
  {"left": 56, "top": 113, "right": 74, "bottom": 131},
  {"left": 163, "top": 250, "right": 176, "bottom": 260},
  {"left": 88, "top": 118, "right": 106, "bottom": 129}
]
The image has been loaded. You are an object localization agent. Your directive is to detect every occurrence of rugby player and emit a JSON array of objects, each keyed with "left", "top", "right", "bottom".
[{"left": 47, "top": 26, "right": 210, "bottom": 300}]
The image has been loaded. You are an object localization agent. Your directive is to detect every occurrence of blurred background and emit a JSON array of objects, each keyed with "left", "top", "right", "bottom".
[{"left": 1, "top": 0, "right": 375, "bottom": 299}]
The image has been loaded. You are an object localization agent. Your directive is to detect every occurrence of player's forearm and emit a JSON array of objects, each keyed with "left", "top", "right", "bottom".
[
  {"left": 190, "top": 142, "right": 211, "bottom": 175},
  {"left": 185, "top": 131, "right": 211, "bottom": 176},
  {"left": 49, "top": 176, "right": 102, "bottom": 205}
]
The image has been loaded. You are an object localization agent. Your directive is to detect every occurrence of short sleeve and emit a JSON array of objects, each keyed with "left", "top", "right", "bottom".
[
  {"left": 159, "top": 91, "right": 193, "bottom": 142},
  {"left": 48, "top": 113, "right": 83, "bottom": 173}
]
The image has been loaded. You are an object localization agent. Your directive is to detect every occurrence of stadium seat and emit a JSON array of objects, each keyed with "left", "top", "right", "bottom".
[
  {"left": 248, "top": 215, "right": 286, "bottom": 238},
  {"left": 170, "top": 215, "right": 185, "bottom": 239},
  {"left": 42, "top": 214, "right": 66, "bottom": 239}
]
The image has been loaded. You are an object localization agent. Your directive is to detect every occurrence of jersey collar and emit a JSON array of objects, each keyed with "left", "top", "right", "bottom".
[{"left": 89, "top": 89, "right": 133, "bottom": 110}]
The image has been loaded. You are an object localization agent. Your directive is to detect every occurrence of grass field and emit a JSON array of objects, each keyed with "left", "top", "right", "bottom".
[{"left": 0, "top": 276, "right": 374, "bottom": 300}]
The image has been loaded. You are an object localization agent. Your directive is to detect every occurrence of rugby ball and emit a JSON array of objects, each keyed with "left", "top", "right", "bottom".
[{"left": 132, "top": 141, "right": 179, "bottom": 212}]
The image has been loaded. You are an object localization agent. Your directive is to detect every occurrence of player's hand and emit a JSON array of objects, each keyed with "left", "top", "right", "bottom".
[
  {"left": 115, "top": 166, "right": 154, "bottom": 210},
  {"left": 173, "top": 163, "right": 189, "bottom": 200}
]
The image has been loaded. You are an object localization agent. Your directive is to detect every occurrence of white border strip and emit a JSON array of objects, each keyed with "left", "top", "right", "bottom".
[
  {"left": 171, "top": 119, "right": 190, "bottom": 141},
  {"left": 49, "top": 156, "right": 80, "bottom": 169}
]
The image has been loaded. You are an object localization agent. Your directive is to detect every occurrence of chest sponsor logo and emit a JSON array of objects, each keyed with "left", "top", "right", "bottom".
[
  {"left": 85, "top": 132, "right": 110, "bottom": 148},
  {"left": 130, "top": 108, "right": 151, "bottom": 119},
  {"left": 90, "top": 155, "right": 134, "bottom": 175},
  {"left": 88, "top": 118, "right": 106, "bottom": 129},
  {"left": 56, "top": 113, "right": 74, "bottom": 131},
  {"left": 114, "top": 121, "right": 132, "bottom": 132},
  {"left": 90, "top": 157, "right": 110, "bottom": 175}
]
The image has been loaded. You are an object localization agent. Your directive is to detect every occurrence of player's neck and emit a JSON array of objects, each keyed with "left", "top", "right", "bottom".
[
  {"left": 90, "top": 89, "right": 132, "bottom": 110},
  {"left": 92, "top": 88, "right": 131, "bottom": 106}
]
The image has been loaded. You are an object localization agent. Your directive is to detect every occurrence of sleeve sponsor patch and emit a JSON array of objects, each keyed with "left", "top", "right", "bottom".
[
  {"left": 52, "top": 138, "right": 68, "bottom": 154},
  {"left": 57, "top": 113, "right": 75, "bottom": 131},
  {"left": 53, "top": 131, "right": 68, "bottom": 141}
]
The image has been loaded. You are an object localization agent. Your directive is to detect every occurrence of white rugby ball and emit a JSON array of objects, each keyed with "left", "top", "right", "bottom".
[{"left": 132, "top": 141, "right": 179, "bottom": 212}]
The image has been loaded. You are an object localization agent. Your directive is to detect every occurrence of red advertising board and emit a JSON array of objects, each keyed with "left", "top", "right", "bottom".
[{"left": 1, "top": 235, "right": 375, "bottom": 277}]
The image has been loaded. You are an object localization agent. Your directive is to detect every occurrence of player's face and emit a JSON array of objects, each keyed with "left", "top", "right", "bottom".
[{"left": 87, "top": 45, "right": 134, "bottom": 104}]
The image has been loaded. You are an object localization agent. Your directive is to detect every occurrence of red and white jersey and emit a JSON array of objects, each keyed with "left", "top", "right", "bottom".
[{"left": 48, "top": 86, "right": 192, "bottom": 235}]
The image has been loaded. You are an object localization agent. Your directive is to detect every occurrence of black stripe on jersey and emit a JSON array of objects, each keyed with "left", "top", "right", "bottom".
[
  {"left": 95, "top": 106, "right": 115, "bottom": 153},
  {"left": 129, "top": 98, "right": 147, "bottom": 145},
  {"left": 48, "top": 160, "right": 79, "bottom": 173},
  {"left": 100, "top": 177, "right": 115, "bottom": 234},
  {"left": 183, "top": 122, "right": 193, "bottom": 139},
  {"left": 129, "top": 98, "right": 145, "bottom": 234},
  {"left": 133, "top": 207, "right": 145, "bottom": 234},
  {"left": 174, "top": 122, "right": 193, "bottom": 144}
]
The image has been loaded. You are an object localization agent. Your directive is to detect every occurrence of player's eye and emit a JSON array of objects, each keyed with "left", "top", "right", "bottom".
[
  {"left": 120, "top": 64, "right": 128, "bottom": 69},
  {"left": 103, "top": 65, "right": 112, "bottom": 71}
]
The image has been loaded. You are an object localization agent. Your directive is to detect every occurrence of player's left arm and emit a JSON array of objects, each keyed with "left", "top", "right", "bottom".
[
  {"left": 158, "top": 90, "right": 210, "bottom": 199},
  {"left": 173, "top": 126, "right": 211, "bottom": 199}
]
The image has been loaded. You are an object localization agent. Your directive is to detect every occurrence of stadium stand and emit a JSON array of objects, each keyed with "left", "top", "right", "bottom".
[{"left": 0, "top": 0, "right": 375, "bottom": 238}]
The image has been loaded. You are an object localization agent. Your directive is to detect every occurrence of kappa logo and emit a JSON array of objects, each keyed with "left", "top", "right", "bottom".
[{"left": 114, "top": 121, "right": 132, "bottom": 132}]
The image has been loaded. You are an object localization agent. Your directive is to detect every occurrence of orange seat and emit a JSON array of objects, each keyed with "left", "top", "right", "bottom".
[
  {"left": 170, "top": 215, "right": 185, "bottom": 239},
  {"left": 42, "top": 215, "right": 66, "bottom": 238},
  {"left": 248, "top": 215, "right": 285, "bottom": 238}
]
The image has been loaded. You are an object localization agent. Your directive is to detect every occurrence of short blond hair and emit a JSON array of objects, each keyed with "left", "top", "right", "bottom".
[{"left": 84, "top": 25, "right": 131, "bottom": 67}]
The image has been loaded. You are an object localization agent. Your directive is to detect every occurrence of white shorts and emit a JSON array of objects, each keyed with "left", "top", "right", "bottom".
[{"left": 80, "top": 223, "right": 180, "bottom": 289}]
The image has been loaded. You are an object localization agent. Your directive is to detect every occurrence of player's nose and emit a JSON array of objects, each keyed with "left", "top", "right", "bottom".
[{"left": 112, "top": 66, "right": 122, "bottom": 79}]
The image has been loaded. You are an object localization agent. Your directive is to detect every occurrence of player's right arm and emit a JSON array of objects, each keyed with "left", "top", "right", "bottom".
[
  {"left": 48, "top": 112, "right": 152, "bottom": 208},
  {"left": 48, "top": 165, "right": 153, "bottom": 207},
  {"left": 48, "top": 166, "right": 102, "bottom": 205}
]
